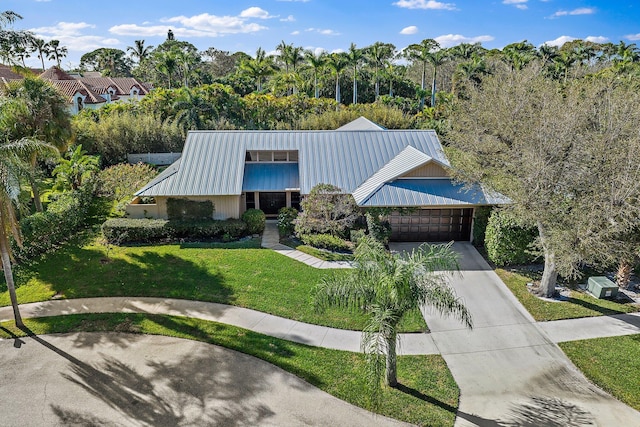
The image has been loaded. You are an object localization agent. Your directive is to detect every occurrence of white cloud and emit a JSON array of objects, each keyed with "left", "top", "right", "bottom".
[
  {"left": 393, "top": 0, "right": 457, "bottom": 11},
  {"left": 544, "top": 35, "right": 576, "bottom": 47},
  {"left": 30, "top": 22, "right": 120, "bottom": 52},
  {"left": 239, "top": 7, "right": 274, "bottom": 19},
  {"left": 400, "top": 25, "right": 419, "bottom": 35},
  {"left": 30, "top": 22, "right": 95, "bottom": 37},
  {"left": 434, "top": 34, "right": 494, "bottom": 47},
  {"left": 291, "top": 30, "right": 300, "bottom": 35},
  {"left": 305, "top": 27, "right": 340, "bottom": 36},
  {"left": 626, "top": 33, "right": 640, "bottom": 41},
  {"left": 111, "top": 11, "right": 269, "bottom": 38},
  {"left": 552, "top": 8, "right": 595, "bottom": 18},
  {"left": 503, "top": 0, "right": 527, "bottom": 9},
  {"left": 585, "top": 36, "right": 608, "bottom": 43},
  {"left": 280, "top": 15, "right": 296, "bottom": 22},
  {"left": 330, "top": 48, "right": 344, "bottom": 54}
]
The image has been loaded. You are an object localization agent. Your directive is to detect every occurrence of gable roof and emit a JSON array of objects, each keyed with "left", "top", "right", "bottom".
[
  {"left": 336, "top": 116, "right": 386, "bottom": 131},
  {"left": 136, "top": 129, "right": 448, "bottom": 197},
  {"left": 40, "top": 66, "right": 75, "bottom": 81},
  {"left": 0, "top": 65, "right": 24, "bottom": 80}
]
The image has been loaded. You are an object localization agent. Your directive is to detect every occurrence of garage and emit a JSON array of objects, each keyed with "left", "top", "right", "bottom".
[{"left": 389, "top": 208, "right": 473, "bottom": 242}]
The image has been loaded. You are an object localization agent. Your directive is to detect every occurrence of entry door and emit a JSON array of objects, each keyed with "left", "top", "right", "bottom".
[{"left": 259, "top": 192, "right": 286, "bottom": 215}]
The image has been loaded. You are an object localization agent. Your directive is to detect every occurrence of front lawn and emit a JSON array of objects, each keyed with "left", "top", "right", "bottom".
[
  {"left": 496, "top": 269, "right": 638, "bottom": 321},
  {"left": 1, "top": 235, "right": 426, "bottom": 332},
  {"left": 0, "top": 313, "right": 458, "bottom": 427},
  {"left": 560, "top": 334, "right": 640, "bottom": 411}
]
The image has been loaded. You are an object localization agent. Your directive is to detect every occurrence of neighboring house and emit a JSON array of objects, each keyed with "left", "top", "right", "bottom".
[{"left": 127, "top": 117, "right": 504, "bottom": 242}]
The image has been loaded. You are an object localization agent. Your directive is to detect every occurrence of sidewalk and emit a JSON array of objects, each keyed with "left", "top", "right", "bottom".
[
  {"left": 261, "top": 221, "right": 351, "bottom": 269},
  {"left": 0, "top": 297, "right": 439, "bottom": 355}
]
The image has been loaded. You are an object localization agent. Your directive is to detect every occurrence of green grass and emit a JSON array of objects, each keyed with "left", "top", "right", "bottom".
[
  {"left": 496, "top": 268, "right": 638, "bottom": 321},
  {"left": 0, "top": 313, "right": 458, "bottom": 427},
  {"left": 560, "top": 334, "right": 640, "bottom": 411},
  {"left": 281, "top": 237, "right": 354, "bottom": 262},
  {"left": 1, "top": 234, "right": 426, "bottom": 332}
]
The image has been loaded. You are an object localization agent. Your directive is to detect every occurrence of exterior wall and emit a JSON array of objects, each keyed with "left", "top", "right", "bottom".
[
  {"left": 402, "top": 162, "right": 449, "bottom": 178},
  {"left": 127, "top": 152, "right": 181, "bottom": 166},
  {"left": 126, "top": 195, "right": 241, "bottom": 220}
]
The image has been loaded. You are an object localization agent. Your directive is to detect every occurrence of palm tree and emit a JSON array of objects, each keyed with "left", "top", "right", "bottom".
[
  {"left": 52, "top": 145, "right": 99, "bottom": 191},
  {"left": 326, "top": 52, "right": 348, "bottom": 105},
  {"left": 47, "top": 39, "right": 67, "bottom": 67},
  {"left": 156, "top": 50, "right": 178, "bottom": 89},
  {"left": 427, "top": 48, "right": 449, "bottom": 107},
  {"left": 405, "top": 39, "right": 439, "bottom": 108},
  {"left": 127, "top": 39, "right": 153, "bottom": 63},
  {"left": 0, "top": 138, "right": 55, "bottom": 327},
  {"left": 30, "top": 37, "right": 49, "bottom": 70},
  {"left": 239, "top": 47, "right": 276, "bottom": 92},
  {"left": 365, "top": 42, "right": 395, "bottom": 100},
  {"left": 276, "top": 41, "right": 304, "bottom": 94},
  {"left": 305, "top": 50, "right": 326, "bottom": 98},
  {"left": 171, "top": 88, "right": 214, "bottom": 131},
  {"left": 315, "top": 236, "right": 472, "bottom": 395},
  {"left": 346, "top": 43, "right": 364, "bottom": 104}
]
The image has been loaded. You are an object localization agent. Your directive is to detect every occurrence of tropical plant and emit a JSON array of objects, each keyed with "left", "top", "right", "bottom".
[
  {"left": 239, "top": 47, "right": 276, "bottom": 92},
  {"left": 294, "top": 183, "right": 361, "bottom": 238},
  {"left": 326, "top": 52, "right": 348, "bottom": 105},
  {"left": 29, "top": 36, "right": 49, "bottom": 70},
  {"left": 405, "top": 39, "right": 439, "bottom": 108},
  {"left": 127, "top": 39, "right": 154, "bottom": 63},
  {"left": 314, "top": 236, "right": 472, "bottom": 401},
  {"left": 305, "top": 50, "right": 326, "bottom": 98},
  {"left": 46, "top": 39, "right": 67, "bottom": 67},
  {"left": 365, "top": 42, "right": 395, "bottom": 100},
  {"left": 52, "top": 145, "right": 99, "bottom": 191},
  {"left": 346, "top": 43, "right": 364, "bottom": 104}
]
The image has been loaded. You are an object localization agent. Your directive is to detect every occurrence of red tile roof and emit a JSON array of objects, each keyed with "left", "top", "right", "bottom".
[{"left": 40, "top": 66, "right": 75, "bottom": 81}]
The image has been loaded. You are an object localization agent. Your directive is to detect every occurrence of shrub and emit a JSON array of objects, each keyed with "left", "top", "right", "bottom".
[
  {"left": 101, "top": 218, "right": 247, "bottom": 244},
  {"left": 485, "top": 210, "right": 539, "bottom": 266},
  {"left": 294, "top": 183, "right": 362, "bottom": 239},
  {"left": 277, "top": 207, "right": 298, "bottom": 237},
  {"left": 472, "top": 206, "right": 492, "bottom": 247},
  {"left": 242, "top": 209, "right": 266, "bottom": 234},
  {"left": 14, "top": 180, "right": 95, "bottom": 262},
  {"left": 300, "top": 234, "right": 353, "bottom": 252},
  {"left": 365, "top": 212, "right": 392, "bottom": 245},
  {"left": 98, "top": 163, "right": 158, "bottom": 216},
  {"left": 350, "top": 229, "right": 366, "bottom": 245},
  {"left": 166, "top": 198, "right": 214, "bottom": 221}
]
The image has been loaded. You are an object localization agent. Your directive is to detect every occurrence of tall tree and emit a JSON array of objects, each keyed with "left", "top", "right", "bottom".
[
  {"left": 29, "top": 37, "right": 49, "bottom": 70},
  {"left": 315, "top": 236, "right": 471, "bottom": 395},
  {"left": 239, "top": 47, "right": 276, "bottom": 92},
  {"left": 47, "top": 39, "right": 67, "bottom": 68},
  {"left": 426, "top": 47, "right": 449, "bottom": 107},
  {"left": 305, "top": 50, "right": 326, "bottom": 99},
  {"left": 326, "top": 52, "right": 348, "bottom": 105},
  {"left": 80, "top": 48, "right": 131, "bottom": 76},
  {"left": 127, "top": 39, "right": 153, "bottom": 64},
  {"left": 365, "top": 42, "right": 395, "bottom": 100},
  {"left": 346, "top": 43, "right": 364, "bottom": 104},
  {"left": 405, "top": 39, "right": 439, "bottom": 108}
]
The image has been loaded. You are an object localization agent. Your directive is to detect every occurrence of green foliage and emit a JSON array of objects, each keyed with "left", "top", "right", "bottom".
[
  {"left": 298, "top": 103, "right": 414, "bottom": 129},
  {"left": 241, "top": 208, "right": 266, "bottom": 234},
  {"left": 277, "top": 207, "right": 298, "bottom": 236},
  {"left": 295, "top": 183, "right": 362, "bottom": 238},
  {"left": 472, "top": 206, "right": 492, "bottom": 247},
  {"left": 52, "top": 145, "right": 99, "bottom": 191},
  {"left": 300, "top": 233, "right": 353, "bottom": 252},
  {"left": 365, "top": 212, "right": 392, "bottom": 245},
  {"left": 166, "top": 198, "right": 214, "bottom": 221},
  {"left": 14, "top": 181, "right": 94, "bottom": 262},
  {"left": 101, "top": 218, "right": 246, "bottom": 244},
  {"left": 350, "top": 229, "right": 366, "bottom": 245},
  {"left": 97, "top": 163, "right": 158, "bottom": 216},
  {"left": 485, "top": 210, "right": 538, "bottom": 266}
]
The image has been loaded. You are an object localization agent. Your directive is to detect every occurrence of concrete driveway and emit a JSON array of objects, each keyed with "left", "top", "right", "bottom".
[
  {"left": 390, "top": 242, "right": 640, "bottom": 427},
  {"left": 0, "top": 332, "right": 408, "bottom": 427}
]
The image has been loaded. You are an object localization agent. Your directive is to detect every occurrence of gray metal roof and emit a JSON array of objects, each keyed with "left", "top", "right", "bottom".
[
  {"left": 242, "top": 163, "right": 300, "bottom": 192},
  {"left": 336, "top": 116, "right": 386, "bottom": 130},
  {"left": 360, "top": 179, "right": 507, "bottom": 207},
  {"left": 135, "top": 129, "right": 448, "bottom": 197}
]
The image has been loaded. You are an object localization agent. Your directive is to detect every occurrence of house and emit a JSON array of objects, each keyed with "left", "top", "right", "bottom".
[{"left": 127, "top": 118, "right": 504, "bottom": 242}]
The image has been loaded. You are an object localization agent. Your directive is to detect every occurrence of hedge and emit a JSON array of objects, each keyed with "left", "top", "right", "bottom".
[
  {"left": 300, "top": 234, "right": 353, "bottom": 252},
  {"left": 241, "top": 209, "right": 266, "bottom": 234},
  {"left": 277, "top": 207, "right": 298, "bottom": 237},
  {"left": 485, "top": 210, "right": 538, "bottom": 266},
  {"left": 102, "top": 218, "right": 247, "bottom": 244}
]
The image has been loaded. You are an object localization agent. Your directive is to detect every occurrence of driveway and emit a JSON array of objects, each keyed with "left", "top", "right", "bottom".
[
  {"left": 390, "top": 242, "right": 640, "bottom": 427},
  {"left": 0, "top": 332, "right": 408, "bottom": 427}
]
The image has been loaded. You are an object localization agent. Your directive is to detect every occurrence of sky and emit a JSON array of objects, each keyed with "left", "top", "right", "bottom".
[{"left": 3, "top": 0, "right": 640, "bottom": 69}]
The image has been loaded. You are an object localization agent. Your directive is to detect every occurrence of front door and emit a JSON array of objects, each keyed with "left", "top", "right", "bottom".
[{"left": 259, "top": 192, "right": 286, "bottom": 215}]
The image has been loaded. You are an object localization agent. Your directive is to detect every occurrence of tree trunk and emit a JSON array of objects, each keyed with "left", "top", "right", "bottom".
[
  {"left": 431, "top": 68, "right": 437, "bottom": 107},
  {"left": 616, "top": 260, "right": 632, "bottom": 289},
  {"left": 0, "top": 227, "right": 23, "bottom": 328},
  {"left": 385, "top": 331, "right": 397, "bottom": 387},
  {"left": 537, "top": 221, "right": 557, "bottom": 298},
  {"left": 30, "top": 176, "right": 43, "bottom": 213},
  {"left": 352, "top": 75, "right": 357, "bottom": 105}
]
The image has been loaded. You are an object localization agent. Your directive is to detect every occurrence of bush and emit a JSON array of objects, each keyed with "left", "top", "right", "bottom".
[
  {"left": 98, "top": 163, "right": 158, "bottom": 217},
  {"left": 350, "top": 229, "right": 366, "bottom": 245},
  {"left": 300, "top": 234, "right": 353, "bottom": 252},
  {"left": 277, "top": 207, "right": 298, "bottom": 237},
  {"left": 365, "top": 212, "right": 392, "bottom": 245},
  {"left": 101, "top": 218, "right": 247, "bottom": 244},
  {"left": 242, "top": 209, "right": 266, "bottom": 234},
  {"left": 485, "top": 210, "right": 539, "bottom": 266},
  {"left": 14, "top": 180, "right": 95, "bottom": 262},
  {"left": 166, "top": 198, "right": 214, "bottom": 221},
  {"left": 294, "top": 183, "right": 362, "bottom": 239},
  {"left": 472, "top": 206, "right": 492, "bottom": 247}
]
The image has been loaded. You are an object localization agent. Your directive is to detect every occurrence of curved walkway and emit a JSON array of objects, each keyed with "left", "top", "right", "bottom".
[{"left": 0, "top": 332, "right": 408, "bottom": 427}]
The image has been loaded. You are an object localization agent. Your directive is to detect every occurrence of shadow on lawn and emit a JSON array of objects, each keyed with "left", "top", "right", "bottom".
[
  {"left": 12, "top": 322, "right": 311, "bottom": 426},
  {"left": 15, "top": 243, "right": 235, "bottom": 305}
]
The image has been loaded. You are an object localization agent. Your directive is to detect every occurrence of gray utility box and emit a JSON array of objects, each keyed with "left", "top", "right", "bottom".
[{"left": 587, "top": 276, "right": 618, "bottom": 299}]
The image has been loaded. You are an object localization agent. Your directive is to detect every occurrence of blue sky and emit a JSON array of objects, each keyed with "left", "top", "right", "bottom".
[{"left": 4, "top": 0, "right": 640, "bottom": 68}]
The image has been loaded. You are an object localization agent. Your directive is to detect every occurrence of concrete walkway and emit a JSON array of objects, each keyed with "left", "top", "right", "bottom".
[
  {"left": 261, "top": 221, "right": 351, "bottom": 269},
  {"left": 0, "top": 297, "right": 439, "bottom": 356},
  {"left": 0, "top": 333, "right": 409, "bottom": 427},
  {"left": 390, "top": 242, "right": 640, "bottom": 427}
]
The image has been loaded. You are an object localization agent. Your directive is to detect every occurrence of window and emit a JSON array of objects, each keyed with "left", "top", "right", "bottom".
[
  {"left": 273, "top": 151, "right": 288, "bottom": 161},
  {"left": 245, "top": 192, "right": 255, "bottom": 210},
  {"left": 245, "top": 150, "right": 299, "bottom": 163},
  {"left": 291, "top": 192, "right": 301, "bottom": 210}
]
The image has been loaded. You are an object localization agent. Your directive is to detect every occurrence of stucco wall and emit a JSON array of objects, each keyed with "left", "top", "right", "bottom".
[{"left": 126, "top": 195, "right": 241, "bottom": 220}]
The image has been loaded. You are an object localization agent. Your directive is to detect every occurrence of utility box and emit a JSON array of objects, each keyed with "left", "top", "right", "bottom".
[{"left": 587, "top": 276, "right": 618, "bottom": 299}]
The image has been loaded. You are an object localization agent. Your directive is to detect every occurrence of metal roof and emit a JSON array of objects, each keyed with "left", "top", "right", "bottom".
[
  {"left": 242, "top": 163, "right": 300, "bottom": 192},
  {"left": 336, "top": 116, "right": 386, "bottom": 130},
  {"left": 360, "top": 179, "right": 507, "bottom": 207},
  {"left": 135, "top": 128, "right": 448, "bottom": 197}
]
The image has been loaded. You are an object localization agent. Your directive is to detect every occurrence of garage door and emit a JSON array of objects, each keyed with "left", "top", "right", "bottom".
[{"left": 389, "top": 208, "right": 473, "bottom": 242}]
